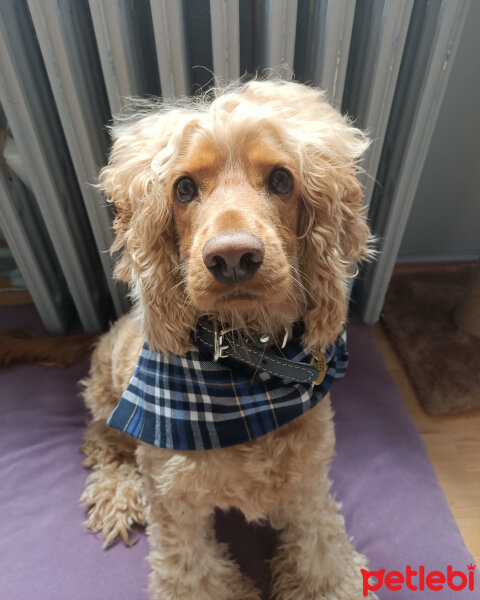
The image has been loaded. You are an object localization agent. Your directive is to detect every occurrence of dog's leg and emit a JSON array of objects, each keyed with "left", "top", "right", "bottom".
[
  {"left": 146, "top": 501, "right": 261, "bottom": 600},
  {"left": 138, "top": 446, "right": 261, "bottom": 600},
  {"left": 80, "top": 419, "right": 147, "bottom": 547},
  {"left": 270, "top": 476, "right": 377, "bottom": 600}
]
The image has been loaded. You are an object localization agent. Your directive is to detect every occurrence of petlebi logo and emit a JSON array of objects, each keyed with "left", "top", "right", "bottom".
[{"left": 361, "top": 564, "right": 476, "bottom": 596}]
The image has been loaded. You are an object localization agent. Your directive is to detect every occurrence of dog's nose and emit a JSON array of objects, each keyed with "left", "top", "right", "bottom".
[{"left": 202, "top": 231, "right": 264, "bottom": 284}]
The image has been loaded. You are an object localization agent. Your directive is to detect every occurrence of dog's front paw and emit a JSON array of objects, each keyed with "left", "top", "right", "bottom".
[
  {"left": 328, "top": 551, "right": 379, "bottom": 600},
  {"left": 148, "top": 549, "right": 262, "bottom": 600},
  {"left": 81, "top": 461, "right": 147, "bottom": 547},
  {"left": 149, "top": 577, "right": 261, "bottom": 600},
  {"left": 272, "top": 550, "right": 377, "bottom": 600}
]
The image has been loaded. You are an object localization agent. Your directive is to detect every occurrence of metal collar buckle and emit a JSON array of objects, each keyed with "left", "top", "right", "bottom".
[
  {"left": 212, "top": 321, "right": 290, "bottom": 362},
  {"left": 213, "top": 322, "right": 231, "bottom": 361}
]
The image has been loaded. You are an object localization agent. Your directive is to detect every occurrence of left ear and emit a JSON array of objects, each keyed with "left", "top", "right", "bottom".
[
  {"left": 338, "top": 170, "right": 371, "bottom": 263},
  {"left": 298, "top": 163, "right": 371, "bottom": 351}
]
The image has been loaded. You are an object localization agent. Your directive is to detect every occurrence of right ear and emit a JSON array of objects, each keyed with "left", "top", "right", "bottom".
[
  {"left": 98, "top": 109, "right": 199, "bottom": 354},
  {"left": 99, "top": 111, "right": 176, "bottom": 280},
  {"left": 99, "top": 127, "right": 141, "bottom": 283}
]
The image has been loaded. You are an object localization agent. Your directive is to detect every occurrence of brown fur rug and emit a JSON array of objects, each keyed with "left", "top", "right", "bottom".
[
  {"left": 381, "top": 262, "right": 480, "bottom": 415},
  {"left": 0, "top": 327, "right": 97, "bottom": 368}
]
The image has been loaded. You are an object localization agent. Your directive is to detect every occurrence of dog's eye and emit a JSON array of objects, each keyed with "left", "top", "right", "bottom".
[
  {"left": 175, "top": 177, "right": 197, "bottom": 204},
  {"left": 268, "top": 168, "right": 293, "bottom": 195}
]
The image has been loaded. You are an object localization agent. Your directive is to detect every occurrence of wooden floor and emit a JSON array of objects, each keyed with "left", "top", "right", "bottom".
[
  {"left": 373, "top": 322, "right": 480, "bottom": 566},
  {"left": 0, "top": 277, "right": 32, "bottom": 305}
]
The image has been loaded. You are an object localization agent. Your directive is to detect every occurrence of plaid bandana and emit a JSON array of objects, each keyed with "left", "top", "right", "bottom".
[{"left": 107, "top": 331, "right": 348, "bottom": 450}]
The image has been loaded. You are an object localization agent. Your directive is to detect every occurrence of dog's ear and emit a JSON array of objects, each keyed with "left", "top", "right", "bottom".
[
  {"left": 293, "top": 97, "right": 371, "bottom": 350},
  {"left": 338, "top": 171, "right": 371, "bottom": 263},
  {"left": 299, "top": 165, "right": 370, "bottom": 350},
  {"left": 99, "top": 109, "right": 197, "bottom": 354},
  {"left": 99, "top": 116, "right": 157, "bottom": 283}
]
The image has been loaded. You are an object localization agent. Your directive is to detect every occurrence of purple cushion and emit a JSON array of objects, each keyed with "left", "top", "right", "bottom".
[{"left": 0, "top": 305, "right": 477, "bottom": 599}]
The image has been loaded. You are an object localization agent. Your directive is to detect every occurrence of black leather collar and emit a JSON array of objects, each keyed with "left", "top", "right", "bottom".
[{"left": 195, "top": 318, "right": 320, "bottom": 384}]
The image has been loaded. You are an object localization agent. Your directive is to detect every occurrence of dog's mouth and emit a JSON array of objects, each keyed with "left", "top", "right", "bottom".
[
  {"left": 187, "top": 256, "right": 295, "bottom": 314},
  {"left": 220, "top": 289, "right": 258, "bottom": 303}
]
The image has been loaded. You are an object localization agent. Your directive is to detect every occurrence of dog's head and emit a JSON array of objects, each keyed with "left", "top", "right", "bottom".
[{"left": 100, "top": 81, "right": 371, "bottom": 354}]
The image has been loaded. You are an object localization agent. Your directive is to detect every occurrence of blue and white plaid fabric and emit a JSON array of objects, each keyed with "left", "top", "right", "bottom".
[{"left": 107, "top": 332, "right": 348, "bottom": 450}]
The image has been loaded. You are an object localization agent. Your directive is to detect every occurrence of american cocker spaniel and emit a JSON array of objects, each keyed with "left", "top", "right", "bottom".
[{"left": 80, "top": 79, "right": 376, "bottom": 600}]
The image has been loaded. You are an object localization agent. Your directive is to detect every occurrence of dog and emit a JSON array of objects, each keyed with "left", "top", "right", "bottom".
[{"left": 80, "top": 79, "right": 376, "bottom": 600}]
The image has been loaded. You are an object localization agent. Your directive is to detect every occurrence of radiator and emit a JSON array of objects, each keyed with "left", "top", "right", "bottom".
[{"left": 0, "top": 0, "right": 470, "bottom": 333}]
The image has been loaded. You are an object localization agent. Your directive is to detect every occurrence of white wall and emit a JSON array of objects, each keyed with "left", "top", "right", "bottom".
[{"left": 398, "top": 0, "right": 480, "bottom": 263}]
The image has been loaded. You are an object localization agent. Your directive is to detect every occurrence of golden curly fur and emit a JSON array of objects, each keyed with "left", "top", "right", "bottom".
[{"left": 81, "top": 80, "right": 376, "bottom": 600}]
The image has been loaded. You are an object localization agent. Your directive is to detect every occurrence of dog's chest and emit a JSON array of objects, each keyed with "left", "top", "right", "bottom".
[{"left": 138, "top": 398, "right": 335, "bottom": 519}]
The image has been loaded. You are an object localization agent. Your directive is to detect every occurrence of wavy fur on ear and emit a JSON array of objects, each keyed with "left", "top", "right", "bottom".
[
  {"left": 99, "top": 108, "right": 200, "bottom": 354},
  {"left": 298, "top": 162, "right": 371, "bottom": 350},
  {"left": 296, "top": 120, "right": 371, "bottom": 350}
]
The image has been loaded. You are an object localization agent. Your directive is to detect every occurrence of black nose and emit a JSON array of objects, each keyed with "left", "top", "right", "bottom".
[{"left": 202, "top": 231, "right": 264, "bottom": 284}]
